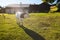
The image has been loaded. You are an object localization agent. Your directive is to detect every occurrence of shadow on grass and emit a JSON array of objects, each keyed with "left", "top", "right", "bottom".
[{"left": 19, "top": 25, "right": 45, "bottom": 40}]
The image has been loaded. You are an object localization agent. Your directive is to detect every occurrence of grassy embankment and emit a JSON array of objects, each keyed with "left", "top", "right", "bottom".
[{"left": 0, "top": 13, "right": 60, "bottom": 40}]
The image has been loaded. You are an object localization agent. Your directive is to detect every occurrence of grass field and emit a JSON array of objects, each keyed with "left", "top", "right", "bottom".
[{"left": 0, "top": 13, "right": 60, "bottom": 40}]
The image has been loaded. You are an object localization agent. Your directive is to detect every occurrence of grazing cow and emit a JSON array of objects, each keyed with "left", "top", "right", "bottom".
[{"left": 15, "top": 11, "right": 29, "bottom": 25}]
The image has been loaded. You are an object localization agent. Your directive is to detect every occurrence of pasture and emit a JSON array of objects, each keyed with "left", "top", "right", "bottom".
[{"left": 0, "top": 13, "right": 60, "bottom": 40}]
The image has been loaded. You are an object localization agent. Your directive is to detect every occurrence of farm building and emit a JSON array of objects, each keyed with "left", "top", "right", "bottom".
[{"left": 5, "top": 4, "right": 29, "bottom": 13}]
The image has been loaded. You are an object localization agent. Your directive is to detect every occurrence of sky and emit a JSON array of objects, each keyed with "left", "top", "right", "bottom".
[{"left": 0, "top": 0, "right": 43, "bottom": 7}]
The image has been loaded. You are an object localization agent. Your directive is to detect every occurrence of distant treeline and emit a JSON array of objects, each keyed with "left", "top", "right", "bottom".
[{"left": 29, "top": 2, "right": 60, "bottom": 13}]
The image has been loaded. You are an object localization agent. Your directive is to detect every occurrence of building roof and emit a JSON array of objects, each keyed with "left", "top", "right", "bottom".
[{"left": 5, "top": 4, "right": 30, "bottom": 8}]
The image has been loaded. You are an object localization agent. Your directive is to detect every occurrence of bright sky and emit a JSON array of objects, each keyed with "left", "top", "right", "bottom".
[{"left": 0, "top": 0, "right": 43, "bottom": 7}]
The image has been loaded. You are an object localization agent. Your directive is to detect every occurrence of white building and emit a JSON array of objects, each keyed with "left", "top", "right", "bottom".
[{"left": 5, "top": 4, "right": 29, "bottom": 13}]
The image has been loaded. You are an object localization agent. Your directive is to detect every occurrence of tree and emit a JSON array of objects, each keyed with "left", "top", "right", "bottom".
[
  {"left": 42, "top": 0, "right": 60, "bottom": 12},
  {"left": 43, "top": 0, "right": 55, "bottom": 3},
  {"left": 42, "top": 0, "right": 60, "bottom": 5}
]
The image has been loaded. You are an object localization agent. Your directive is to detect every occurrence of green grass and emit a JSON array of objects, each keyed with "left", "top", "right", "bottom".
[
  {"left": 0, "top": 13, "right": 60, "bottom": 40},
  {"left": 0, "top": 14, "right": 33, "bottom": 40}
]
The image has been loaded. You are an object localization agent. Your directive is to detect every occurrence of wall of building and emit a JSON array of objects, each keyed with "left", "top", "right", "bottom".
[{"left": 5, "top": 7, "right": 29, "bottom": 14}]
